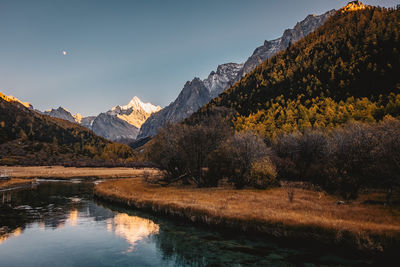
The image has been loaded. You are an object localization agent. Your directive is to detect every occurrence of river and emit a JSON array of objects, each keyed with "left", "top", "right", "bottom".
[{"left": 0, "top": 181, "right": 381, "bottom": 266}]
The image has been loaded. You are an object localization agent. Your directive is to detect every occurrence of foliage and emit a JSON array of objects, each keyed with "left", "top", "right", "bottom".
[
  {"left": 271, "top": 117, "right": 400, "bottom": 199},
  {"left": 249, "top": 157, "right": 278, "bottom": 189},
  {"left": 210, "top": 131, "right": 270, "bottom": 189},
  {"left": 235, "top": 93, "right": 400, "bottom": 139}
]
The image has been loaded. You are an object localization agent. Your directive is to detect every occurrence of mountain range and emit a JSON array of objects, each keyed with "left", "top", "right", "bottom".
[
  {"left": 12, "top": 8, "right": 336, "bottom": 143},
  {"left": 44, "top": 96, "right": 161, "bottom": 142},
  {"left": 137, "top": 8, "right": 336, "bottom": 139}
]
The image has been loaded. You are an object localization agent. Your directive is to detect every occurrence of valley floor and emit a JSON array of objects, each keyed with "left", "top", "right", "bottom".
[
  {"left": 95, "top": 178, "right": 400, "bottom": 253},
  {"left": 0, "top": 166, "right": 158, "bottom": 180}
]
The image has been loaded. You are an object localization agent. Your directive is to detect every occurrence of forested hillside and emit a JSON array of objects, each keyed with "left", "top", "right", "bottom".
[
  {"left": 198, "top": 6, "right": 400, "bottom": 138},
  {"left": 146, "top": 5, "right": 400, "bottom": 199},
  {"left": 0, "top": 95, "right": 135, "bottom": 166}
]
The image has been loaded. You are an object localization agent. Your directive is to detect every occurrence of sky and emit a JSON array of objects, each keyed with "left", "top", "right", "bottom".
[{"left": 0, "top": 0, "right": 398, "bottom": 116}]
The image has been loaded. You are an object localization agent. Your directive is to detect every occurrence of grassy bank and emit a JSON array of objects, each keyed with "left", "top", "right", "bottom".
[
  {"left": 0, "top": 166, "right": 158, "bottom": 180},
  {"left": 0, "top": 178, "right": 34, "bottom": 190},
  {"left": 95, "top": 179, "right": 400, "bottom": 253}
]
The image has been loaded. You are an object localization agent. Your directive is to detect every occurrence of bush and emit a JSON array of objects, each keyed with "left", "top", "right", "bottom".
[
  {"left": 272, "top": 130, "right": 328, "bottom": 182},
  {"left": 249, "top": 157, "right": 278, "bottom": 189},
  {"left": 211, "top": 131, "right": 270, "bottom": 189}
]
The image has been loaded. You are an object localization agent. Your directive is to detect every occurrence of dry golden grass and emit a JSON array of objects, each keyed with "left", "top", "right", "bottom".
[
  {"left": 0, "top": 166, "right": 159, "bottom": 179},
  {"left": 0, "top": 178, "right": 33, "bottom": 190},
  {"left": 95, "top": 178, "right": 400, "bottom": 252}
]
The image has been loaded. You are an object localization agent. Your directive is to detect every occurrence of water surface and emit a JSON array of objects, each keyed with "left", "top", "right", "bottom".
[{"left": 0, "top": 182, "right": 382, "bottom": 266}]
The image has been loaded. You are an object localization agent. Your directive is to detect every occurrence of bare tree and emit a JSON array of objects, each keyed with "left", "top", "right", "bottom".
[
  {"left": 328, "top": 122, "right": 378, "bottom": 199},
  {"left": 210, "top": 131, "right": 271, "bottom": 189},
  {"left": 146, "top": 108, "right": 234, "bottom": 187}
]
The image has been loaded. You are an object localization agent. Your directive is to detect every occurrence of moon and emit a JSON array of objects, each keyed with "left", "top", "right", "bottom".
[{"left": 62, "top": 50, "right": 67, "bottom": 55}]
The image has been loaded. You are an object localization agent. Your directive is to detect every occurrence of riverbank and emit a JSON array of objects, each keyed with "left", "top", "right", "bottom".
[
  {"left": 95, "top": 179, "right": 400, "bottom": 253},
  {"left": 0, "top": 166, "right": 159, "bottom": 180},
  {"left": 0, "top": 178, "right": 34, "bottom": 190}
]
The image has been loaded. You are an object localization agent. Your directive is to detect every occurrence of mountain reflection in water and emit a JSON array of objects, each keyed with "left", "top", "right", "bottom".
[{"left": 107, "top": 213, "right": 159, "bottom": 253}]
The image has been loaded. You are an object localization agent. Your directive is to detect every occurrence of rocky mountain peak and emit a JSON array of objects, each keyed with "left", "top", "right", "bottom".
[
  {"left": 107, "top": 96, "right": 161, "bottom": 129},
  {"left": 203, "top": 63, "right": 244, "bottom": 97},
  {"left": 120, "top": 96, "right": 161, "bottom": 114},
  {"left": 44, "top": 107, "right": 76, "bottom": 123},
  {"left": 341, "top": 1, "right": 367, "bottom": 13}
]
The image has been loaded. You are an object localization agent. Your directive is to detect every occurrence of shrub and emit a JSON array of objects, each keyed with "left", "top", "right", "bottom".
[
  {"left": 212, "top": 131, "right": 270, "bottom": 189},
  {"left": 249, "top": 157, "right": 278, "bottom": 189}
]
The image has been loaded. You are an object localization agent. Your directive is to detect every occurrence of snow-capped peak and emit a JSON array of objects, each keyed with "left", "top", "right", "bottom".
[
  {"left": 107, "top": 96, "right": 162, "bottom": 129},
  {"left": 120, "top": 96, "right": 161, "bottom": 114}
]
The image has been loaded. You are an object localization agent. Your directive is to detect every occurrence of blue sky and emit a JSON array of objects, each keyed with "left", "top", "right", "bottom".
[{"left": 0, "top": 0, "right": 398, "bottom": 116}]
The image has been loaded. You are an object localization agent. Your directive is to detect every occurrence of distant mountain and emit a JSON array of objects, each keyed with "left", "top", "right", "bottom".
[
  {"left": 91, "top": 113, "right": 140, "bottom": 141},
  {"left": 138, "top": 9, "right": 335, "bottom": 139},
  {"left": 43, "top": 107, "right": 76, "bottom": 123},
  {"left": 43, "top": 96, "right": 160, "bottom": 142},
  {"left": 107, "top": 96, "right": 161, "bottom": 128},
  {"left": 80, "top": 116, "right": 96, "bottom": 129},
  {"left": 0, "top": 92, "right": 135, "bottom": 166}
]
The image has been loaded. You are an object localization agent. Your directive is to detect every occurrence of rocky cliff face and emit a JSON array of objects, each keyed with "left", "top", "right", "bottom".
[
  {"left": 91, "top": 113, "right": 139, "bottom": 141},
  {"left": 80, "top": 116, "right": 96, "bottom": 129},
  {"left": 138, "top": 64, "right": 244, "bottom": 138},
  {"left": 138, "top": 9, "right": 335, "bottom": 139},
  {"left": 138, "top": 78, "right": 210, "bottom": 138},
  {"left": 203, "top": 63, "right": 244, "bottom": 98},
  {"left": 236, "top": 10, "right": 335, "bottom": 79},
  {"left": 43, "top": 107, "right": 76, "bottom": 123}
]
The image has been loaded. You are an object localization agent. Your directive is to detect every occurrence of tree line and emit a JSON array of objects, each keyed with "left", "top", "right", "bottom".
[{"left": 146, "top": 109, "right": 399, "bottom": 202}]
